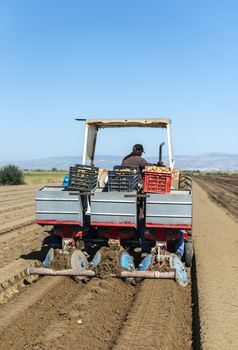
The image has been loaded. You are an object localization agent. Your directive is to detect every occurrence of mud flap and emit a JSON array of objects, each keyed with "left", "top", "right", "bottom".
[{"left": 184, "top": 242, "right": 193, "bottom": 267}]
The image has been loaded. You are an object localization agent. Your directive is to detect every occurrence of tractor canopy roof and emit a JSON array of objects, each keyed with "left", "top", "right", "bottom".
[
  {"left": 84, "top": 118, "right": 171, "bottom": 129},
  {"left": 80, "top": 118, "right": 174, "bottom": 167}
]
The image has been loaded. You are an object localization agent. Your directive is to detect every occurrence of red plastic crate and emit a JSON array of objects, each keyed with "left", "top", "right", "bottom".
[{"left": 144, "top": 172, "right": 172, "bottom": 193}]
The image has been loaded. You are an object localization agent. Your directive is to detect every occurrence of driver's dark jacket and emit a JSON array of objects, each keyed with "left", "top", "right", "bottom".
[
  {"left": 122, "top": 154, "right": 151, "bottom": 169},
  {"left": 121, "top": 153, "right": 152, "bottom": 183}
]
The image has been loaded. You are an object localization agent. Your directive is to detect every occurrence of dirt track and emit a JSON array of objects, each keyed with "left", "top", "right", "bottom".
[
  {"left": 195, "top": 174, "right": 238, "bottom": 222},
  {"left": 193, "top": 177, "right": 238, "bottom": 349},
  {"left": 0, "top": 177, "right": 238, "bottom": 349}
]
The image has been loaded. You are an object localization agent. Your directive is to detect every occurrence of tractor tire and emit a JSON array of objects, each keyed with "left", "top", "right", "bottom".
[
  {"left": 184, "top": 242, "right": 193, "bottom": 267},
  {"left": 179, "top": 173, "right": 192, "bottom": 190}
]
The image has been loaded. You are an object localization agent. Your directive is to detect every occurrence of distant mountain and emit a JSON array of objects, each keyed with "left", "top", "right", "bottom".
[
  {"left": 175, "top": 153, "right": 238, "bottom": 171},
  {"left": 0, "top": 153, "right": 238, "bottom": 171}
]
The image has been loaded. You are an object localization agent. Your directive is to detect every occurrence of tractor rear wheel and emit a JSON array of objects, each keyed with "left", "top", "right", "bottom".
[
  {"left": 179, "top": 173, "right": 192, "bottom": 190},
  {"left": 179, "top": 174, "right": 193, "bottom": 266},
  {"left": 184, "top": 242, "right": 193, "bottom": 267}
]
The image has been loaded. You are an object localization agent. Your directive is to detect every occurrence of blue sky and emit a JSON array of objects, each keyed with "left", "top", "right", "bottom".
[{"left": 0, "top": 0, "right": 237, "bottom": 161}]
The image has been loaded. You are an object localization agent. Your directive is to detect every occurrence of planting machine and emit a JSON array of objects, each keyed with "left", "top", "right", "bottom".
[{"left": 28, "top": 118, "right": 193, "bottom": 287}]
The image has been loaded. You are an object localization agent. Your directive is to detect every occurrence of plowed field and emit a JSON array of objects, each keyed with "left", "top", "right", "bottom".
[
  {"left": 193, "top": 175, "right": 238, "bottom": 349},
  {"left": 195, "top": 174, "right": 238, "bottom": 222},
  {"left": 0, "top": 175, "right": 238, "bottom": 349},
  {"left": 0, "top": 184, "right": 50, "bottom": 268}
]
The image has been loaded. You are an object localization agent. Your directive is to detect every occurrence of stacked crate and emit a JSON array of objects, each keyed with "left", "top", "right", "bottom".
[
  {"left": 68, "top": 164, "right": 99, "bottom": 192},
  {"left": 144, "top": 166, "right": 172, "bottom": 193},
  {"left": 107, "top": 166, "right": 139, "bottom": 192}
]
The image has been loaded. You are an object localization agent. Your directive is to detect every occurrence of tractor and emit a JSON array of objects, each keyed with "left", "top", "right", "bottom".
[{"left": 28, "top": 118, "right": 193, "bottom": 287}]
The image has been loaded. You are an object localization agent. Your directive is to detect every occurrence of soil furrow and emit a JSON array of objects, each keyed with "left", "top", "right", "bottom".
[
  {"left": 0, "top": 194, "right": 36, "bottom": 204},
  {"left": 0, "top": 202, "right": 34, "bottom": 214},
  {"left": 0, "top": 277, "right": 136, "bottom": 350},
  {"left": 0, "top": 216, "right": 35, "bottom": 235},
  {"left": 0, "top": 208, "right": 35, "bottom": 225},
  {"left": 195, "top": 176, "right": 238, "bottom": 222},
  {"left": 112, "top": 279, "right": 192, "bottom": 350},
  {"left": 0, "top": 224, "right": 49, "bottom": 268}
]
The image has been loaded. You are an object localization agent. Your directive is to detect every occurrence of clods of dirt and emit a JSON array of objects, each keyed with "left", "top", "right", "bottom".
[
  {"left": 49, "top": 250, "right": 70, "bottom": 270},
  {"left": 93, "top": 246, "right": 123, "bottom": 278},
  {"left": 153, "top": 258, "right": 172, "bottom": 272}
]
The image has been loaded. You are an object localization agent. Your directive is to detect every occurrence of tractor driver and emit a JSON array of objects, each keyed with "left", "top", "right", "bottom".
[
  {"left": 122, "top": 144, "right": 164, "bottom": 172},
  {"left": 122, "top": 144, "right": 152, "bottom": 172},
  {"left": 122, "top": 144, "right": 164, "bottom": 182}
]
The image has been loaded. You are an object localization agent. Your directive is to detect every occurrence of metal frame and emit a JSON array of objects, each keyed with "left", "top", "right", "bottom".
[{"left": 81, "top": 118, "right": 175, "bottom": 169}]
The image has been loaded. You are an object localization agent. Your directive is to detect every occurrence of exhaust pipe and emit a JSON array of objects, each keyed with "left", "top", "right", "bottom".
[{"left": 158, "top": 142, "right": 165, "bottom": 165}]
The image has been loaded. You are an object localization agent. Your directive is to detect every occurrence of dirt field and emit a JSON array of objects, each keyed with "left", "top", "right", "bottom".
[
  {"left": 0, "top": 176, "right": 238, "bottom": 349},
  {"left": 195, "top": 174, "right": 238, "bottom": 222},
  {"left": 193, "top": 175, "right": 238, "bottom": 349},
  {"left": 0, "top": 184, "right": 50, "bottom": 268}
]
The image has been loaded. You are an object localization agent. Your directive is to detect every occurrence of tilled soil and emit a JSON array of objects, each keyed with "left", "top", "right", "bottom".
[
  {"left": 0, "top": 276, "right": 135, "bottom": 350},
  {"left": 193, "top": 179, "right": 238, "bottom": 349},
  {"left": 113, "top": 279, "right": 192, "bottom": 350},
  {"left": 0, "top": 224, "right": 50, "bottom": 268},
  {"left": 0, "top": 184, "right": 193, "bottom": 350},
  {"left": 194, "top": 174, "right": 238, "bottom": 222},
  {"left": 0, "top": 184, "right": 51, "bottom": 268},
  {"left": 0, "top": 275, "right": 192, "bottom": 350},
  {"left": 1, "top": 177, "right": 238, "bottom": 349}
]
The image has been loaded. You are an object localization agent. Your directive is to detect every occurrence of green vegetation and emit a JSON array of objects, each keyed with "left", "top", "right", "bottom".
[
  {"left": 23, "top": 170, "right": 67, "bottom": 184},
  {"left": 0, "top": 164, "right": 24, "bottom": 185}
]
